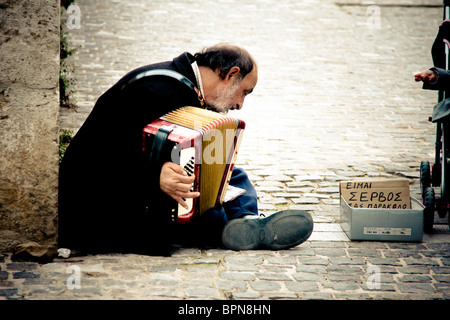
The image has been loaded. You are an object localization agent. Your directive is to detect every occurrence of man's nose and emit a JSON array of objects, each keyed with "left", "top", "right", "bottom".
[{"left": 233, "top": 100, "right": 244, "bottom": 110}]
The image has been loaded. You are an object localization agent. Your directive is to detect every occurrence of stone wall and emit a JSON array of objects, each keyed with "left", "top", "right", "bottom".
[{"left": 0, "top": 0, "right": 60, "bottom": 255}]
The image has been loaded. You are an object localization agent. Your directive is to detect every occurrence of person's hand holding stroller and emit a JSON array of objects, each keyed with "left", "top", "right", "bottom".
[{"left": 415, "top": 69, "right": 438, "bottom": 83}]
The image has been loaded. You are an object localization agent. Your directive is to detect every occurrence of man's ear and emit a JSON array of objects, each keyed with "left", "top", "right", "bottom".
[{"left": 225, "top": 66, "right": 241, "bottom": 82}]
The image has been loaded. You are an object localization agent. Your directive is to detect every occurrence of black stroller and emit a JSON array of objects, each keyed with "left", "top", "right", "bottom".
[{"left": 420, "top": 0, "right": 450, "bottom": 233}]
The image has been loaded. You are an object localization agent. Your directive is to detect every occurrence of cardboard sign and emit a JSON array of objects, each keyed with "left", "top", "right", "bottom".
[{"left": 340, "top": 179, "right": 411, "bottom": 209}]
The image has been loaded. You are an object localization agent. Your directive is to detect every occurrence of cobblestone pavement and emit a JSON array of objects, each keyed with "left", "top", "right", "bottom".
[{"left": 2, "top": 0, "right": 449, "bottom": 301}]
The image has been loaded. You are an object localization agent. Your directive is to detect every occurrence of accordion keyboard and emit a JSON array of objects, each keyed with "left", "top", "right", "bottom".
[
  {"left": 184, "top": 156, "right": 195, "bottom": 177},
  {"left": 178, "top": 147, "right": 196, "bottom": 217}
]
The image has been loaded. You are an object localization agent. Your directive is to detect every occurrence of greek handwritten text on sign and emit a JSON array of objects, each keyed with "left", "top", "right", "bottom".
[{"left": 340, "top": 180, "right": 411, "bottom": 209}]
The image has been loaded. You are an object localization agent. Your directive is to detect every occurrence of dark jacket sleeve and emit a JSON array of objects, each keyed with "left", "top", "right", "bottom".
[{"left": 423, "top": 67, "right": 450, "bottom": 90}]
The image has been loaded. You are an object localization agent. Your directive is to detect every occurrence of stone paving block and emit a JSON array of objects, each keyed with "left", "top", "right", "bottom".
[
  {"left": 398, "top": 266, "right": 431, "bottom": 274},
  {"left": 296, "top": 265, "right": 327, "bottom": 274},
  {"left": 0, "top": 271, "right": 8, "bottom": 280},
  {"left": 265, "top": 255, "right": 297, "bottom": 265},
  {"left": 12, "top": 272, "right": 40, "bottom": 279},
  {"left": 256, "top": 272, "right": 291, "bottom": 281},
  {"left": 284, "top": 246, "right": 315, "bottom": 257},
  {"left": 309, "top": 241, "right": 347, "bottom": 248},
  {"left": 292, "top": 197, "right": 320, "bottom": 204},
  {"left": 262, "top": 292, "right": 298, "bottom": 300},
  {"left": 257, "top": 204, "right": 278, "bottom": 211},
  {"left": 397, "top": 274, "right": 433, "bottom": 283},
  {"left": 249, "top": 281, "right": 282, "bottom": 291},
  {"left": 347, "top": 242, "right": 387, "bottom": 249},
  {"left": 231, "top": 291, "right": 261, "bottom": 299},
  {"left": 302, "top": 193, "right": 331, "bottom": 199},
  {"left": 293, "top": 272, "right": 325, "bottom": 282},
  {"left": 322, "top": 281, "right": 361, "bottom": 291},
  {"left": 184, "top": 287, "right": 221, "bottom": 299},
  {"left": 225, "top": 255, "right": 263, "bottom": 265},
  {"left": 403, "top": 258, "right": 441, "bottom": 266},
  {"left": 103, "top": 278, "right": 139, "bottom": 288},
  {"left": 398, "top": 283, "right": 436, "bottom": 294},
  {"left": 146, "top": 278, "right": 180, "bottom": 288},
  {"left": 0, "top": 289, "right": 18, "bottom": 298},
  {"left": 334, "top": 292, "right": 373, "bottom": 300},
  {"left": 309, "top": 231, "right": 350, "bottom": 241},
  {"left": 294, "top": 175, "right": 324, "bottom": 182},
  {"left": 383, "top": 249, "right": 423, "bottom": 259},
  {"left": 285, "top": 281, "right": 319, "bottom": 292},
  {"left": 71, "top": 287, "right": 103, "bottom": 297},
  {"left": 375, "top": 266, "right": 398, "bottom": 274},
  {"left": 289, "top": 205, "right": 321, "bottom": 212},
  {"left": 6, "top": 263, "right": 38, "bottom": 271},
  {"left": 313, "top": 248, "right": 347, "bottom": 257},
  {"left": 225, "top": 263, "right": 259, "bottom": 272},
  {"left": 255, "top": 186, "right": 283, "bottom": 192},
  {"left": 260, "top": 197, "right": 288, "bottom": 205},
  {"left": 329, "top": 257, "right": 366, "bottom": 265},
  {"left": 313, "top": 224, "right": 344, "bottom": 232},
  {"left": 219, "top": 272, "right": 255, "bottom": 281},
  {"left": 367, "top": 258, "right": 403, "bottom": 266},
  {"left": 347, "top": 248, "right": 381, "bottom": 257},
  {"left": 146, "top": 290, "right": 182, "bottom": 299},
  {"left": 265, "top": 175, "right": 293, "bottom": 182},
  {"left": 21, "top": 278, "right": 56, "bottom": 286},
  {"left": 327, "top": 265, "right": 365, "bottom": 275},
  {"left": 286, "top": 182, "right": 315, "bottom": 188},
  {"left": 317, "top": 187, "right": 340, "bottom": 194},
  {"left": 298, "top": 257, "right": 329, "bottom": 266}
]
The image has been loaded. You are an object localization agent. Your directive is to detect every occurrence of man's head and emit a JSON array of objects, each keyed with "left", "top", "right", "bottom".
[{"left": 194, "top": 44, "right": 258, "bottom": 113}]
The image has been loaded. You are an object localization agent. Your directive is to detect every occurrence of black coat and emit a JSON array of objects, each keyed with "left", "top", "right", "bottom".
[{"left": 58, "top": 52, "right": 203, "bottom": 254}]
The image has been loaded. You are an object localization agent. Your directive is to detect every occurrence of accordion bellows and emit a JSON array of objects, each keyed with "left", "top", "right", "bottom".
[{"left": 143, "top": 106, "right": 245, "bottom": 223}]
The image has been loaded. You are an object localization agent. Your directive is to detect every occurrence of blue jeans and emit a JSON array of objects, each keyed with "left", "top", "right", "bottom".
[{"left": 176, "top": 167, "right": 258, "bottom": 245}]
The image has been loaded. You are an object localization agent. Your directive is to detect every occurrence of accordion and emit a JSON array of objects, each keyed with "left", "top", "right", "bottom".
[{"left": 143, "top": 106, "right": 245, "bottom": 224}]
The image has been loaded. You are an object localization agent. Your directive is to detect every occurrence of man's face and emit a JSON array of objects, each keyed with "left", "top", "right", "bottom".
[{"left": 207, "top": 65, "right": 258, "bottom": 114}]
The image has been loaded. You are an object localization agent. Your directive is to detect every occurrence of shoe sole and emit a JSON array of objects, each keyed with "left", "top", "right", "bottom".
[{"left": 222, "top": 210, "right": 314, "bottom": 251}]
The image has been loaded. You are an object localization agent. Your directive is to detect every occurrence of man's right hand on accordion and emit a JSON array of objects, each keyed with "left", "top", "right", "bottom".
[{"left": 159, "top": 162, "right": 200, "bottom": 210}]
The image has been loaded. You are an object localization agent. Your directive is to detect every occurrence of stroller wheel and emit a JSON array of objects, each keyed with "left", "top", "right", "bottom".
[
  {"left": 448, "top": 208, "right": 450, "bottom": 229},
  {"left": 438, "top": 206, "right": 448, "bottom": 218},
  {"left": 423, "top": 187, "right": 435, "bottom": 234},
  {"left": 420, "top": 161, "right": 431, "bottom": 196}
]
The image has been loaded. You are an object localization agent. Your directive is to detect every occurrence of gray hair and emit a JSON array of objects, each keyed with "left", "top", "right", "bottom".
[{"left": 194, "top": 44, "right": 255, "bottom": 80}]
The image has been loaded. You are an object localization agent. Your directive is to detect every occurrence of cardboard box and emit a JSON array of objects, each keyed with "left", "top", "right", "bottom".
[
  {"left": 340, "top": 179, "right": 411, "bottom": 209},
  {"left": 340, "top": 180, "right": 423, "bottom": 242}
]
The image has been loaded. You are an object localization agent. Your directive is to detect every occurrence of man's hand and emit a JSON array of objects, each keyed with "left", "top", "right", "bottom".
[
  {"left": 415, "top": 69, "right": 438, "bottom": 83},
  {"left": 160, "top": 162, "right": 200, "bottom": 209}
]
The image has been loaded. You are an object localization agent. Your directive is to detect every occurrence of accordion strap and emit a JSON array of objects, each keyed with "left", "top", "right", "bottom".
[
  {"left": 144, "top": 124, "right": 177, "bottom": 255},
  {"left": 148, "top": 125, "right": 173, "bottom": 171},
  {"left": 146, "top": 125, "right": 178, "bottom": 224},
  {"left": 120, "top": 69, "right": 205, "bottom": 107}
]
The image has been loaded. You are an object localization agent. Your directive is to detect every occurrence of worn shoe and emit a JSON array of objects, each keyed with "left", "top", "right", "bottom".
[{"left": 221, "top": 210, "right": 314, "bottom": 250}]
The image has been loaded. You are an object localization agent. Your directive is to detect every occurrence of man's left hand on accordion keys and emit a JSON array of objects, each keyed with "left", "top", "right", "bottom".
[{"left": 159, "top": 161, "right": 200, "bottom": 209}]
